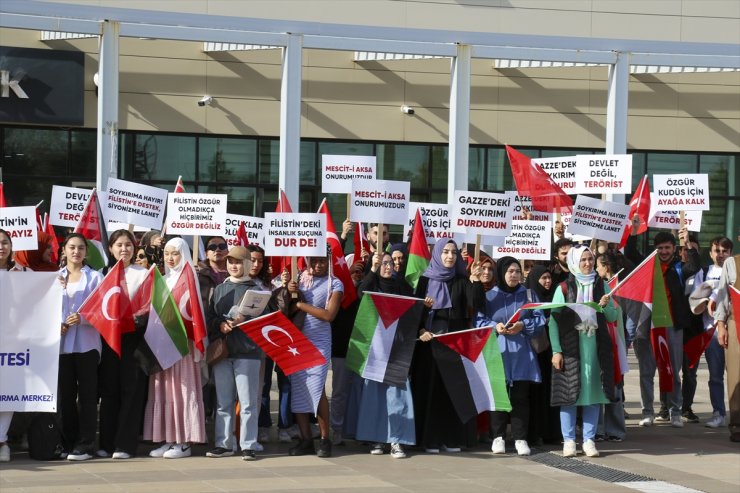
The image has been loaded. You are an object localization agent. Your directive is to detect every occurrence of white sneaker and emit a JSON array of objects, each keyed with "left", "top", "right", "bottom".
[
  {"left": 638, "top": 416, "right": 654, "bottom": 427},
  {"left": 491, "top": 437, "right": 506, "bottom": 454},
  {"left": 563, "top": 440, "right": 577, "bottom": 457},
  {"left": 96, "top": 449, "right": 111, "bottom": 458},
  {"left": 149, "top": 442, "right": 174, "bottom": 458},
  {"left": 258, "top": 427, "right": 270, "bottom": 443},
  {"left": 163, "top": 444, "right": 191, "bottom": 459},
  {"left": 671, "top": 415, "right": 684, "bottom": 428},
  {"left": 582, "top": 439, "right": 599, "bottom": 457},
  {"left": 442, "top": 445, "right": 461, "bottom": 453},
  {"left": 425, "top": 447, "right": 440, "bottom": 454},
  {"left": 112, "top": 451, "right": 131, "bottom": 460},
  {"left": 515, "top": 440, "right": 530, "bottom": 456},
  {"left": 67, "top": 450, "right": 93, "bottom": 461},
  {"left": 370, "top": 443, "right": 385, "bottom": 455},
  {"left": 252, "top": 442, "right": 264, "bottom": 452},
  {"left": 705, "top": 413, "right": 726, "bottom": 428},
  {"left": 390, "top": 443, "right": 407, "bottom": 459},
  {"left": 0, "top": 444, "right": 10, "bottom": 462},
  {"left": 278, "top": 428, "right": 293, "bottom": 443}
]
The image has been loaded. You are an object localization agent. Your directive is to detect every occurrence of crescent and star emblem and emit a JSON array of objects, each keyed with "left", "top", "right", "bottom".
[
  {"left": 101, "top": 286, "right": 122, "bottom": 321},
  {"left": 261, "top": 325, "right": 300, "bottom": 356},
  {"left": 179, "top": 291, "right": 193, "bottom": 321}
]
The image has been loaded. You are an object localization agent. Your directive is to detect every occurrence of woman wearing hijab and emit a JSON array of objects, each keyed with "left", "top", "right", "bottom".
[
  {"left": 344, "top": 251, "right": 424, "bottom": 459},
  {"left": 412, "top": 239, "right": 484, "bottom": 453},
  {"left": 549, "top": 245, "right": 617, "bottom": 458},
  {"left": 205, "top": 246, "right": 266, "bottom": 461},
  {"left": 14, "top": 230, "right": 58, "bottom": 271},
  {"left": 389, "top": 243, "right": 408, "bottom": 278},
  {"left": 476, "top": 257, "right": 545, "bottom": 456},
  {"left": 144, "top": 238, "right": 207, "bottom": 459},
  {"left": 525, "top": 264, "right": 562, "bottom": 446}
]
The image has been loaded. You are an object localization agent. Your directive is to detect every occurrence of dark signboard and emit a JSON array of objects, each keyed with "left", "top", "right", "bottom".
[{"left": 0, "top": 46, "right": 84, "bottom": 126}]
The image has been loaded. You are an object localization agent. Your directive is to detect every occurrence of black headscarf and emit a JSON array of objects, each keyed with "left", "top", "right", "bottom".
[
  {"left": 526, "top": 264, "right": 555, "bottom": 302},
  {"left": 495, "top": 256, "right": 521, "bottom": 294}
]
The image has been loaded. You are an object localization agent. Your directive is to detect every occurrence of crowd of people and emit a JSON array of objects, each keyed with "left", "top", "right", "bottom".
[{"left": 0, "top": 217, "right": 737, "bottom": 464}]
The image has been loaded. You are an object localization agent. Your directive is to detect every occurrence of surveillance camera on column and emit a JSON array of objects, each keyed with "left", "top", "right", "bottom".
[
  {"left": 401, "top": 105, "right": 415, "bottom": 115},
  {"left": 198, "top": 95, "right": 213, "bottom": 107}
]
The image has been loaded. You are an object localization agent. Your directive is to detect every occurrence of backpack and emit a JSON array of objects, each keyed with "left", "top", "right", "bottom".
[{"left": 28, "top": 413, "right": 64, "bottom": 461}]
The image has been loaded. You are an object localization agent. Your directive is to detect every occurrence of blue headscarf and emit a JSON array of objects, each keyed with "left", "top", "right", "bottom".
[{"left": 423, "top": 239, "right": 465, "bottom": 309}]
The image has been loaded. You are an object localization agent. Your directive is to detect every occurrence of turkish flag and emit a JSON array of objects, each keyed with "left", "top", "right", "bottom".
[
  {"left": 618, "top": 174, "right": 651, "bottom": 248},
  {"left": 235, "top": 221, "right": 250, "bottom": 247},
  {"left": 171, "top": 264, "right": 208, "bottom": 353},
  {"left": 129, "top": 267, "right": 155, "bottom": 316},
  {"left": 353, "top": 222, "right": 368, "bottom": 262},
  {"left": 269, "top": 189, "right": 294, "bottom": 278},
  {"left": 318, "top": 199, "right": 356, "bottom": 307},
  {"left": 651, "top": 326, "right": 674, "bottom": 393},
  {"left": 505, "top": 144, "right": 573, "bottom": 213},
  {"left": 78, "top": 260, "right": 135, "bottom": 356},
  {"left": 237, "top": 311, "right": 326, "bottom": 376}
]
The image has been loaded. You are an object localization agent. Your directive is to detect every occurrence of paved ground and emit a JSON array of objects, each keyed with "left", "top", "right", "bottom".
[{"left": 1, "top": 354, "right": 739, "bottom": 493}]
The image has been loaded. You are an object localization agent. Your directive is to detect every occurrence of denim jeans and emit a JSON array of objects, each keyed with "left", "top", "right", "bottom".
[
  {"left": 213, "top": 358, "right": 261, "bottom": 451},
  {"left": 597, "top": 383, "right": 626, "bottom": 439},
  {"left": 330, "top": 357, "right": 353, "bottom": 432},
  {"left": 704, "top": 330, "right": 726, "bottom": 416},
  {"left": 560, "top": 404, "right": 600, "bottom": 442},
  {"left": 258, "top": 357, "right": 293, "bottom": 429}
]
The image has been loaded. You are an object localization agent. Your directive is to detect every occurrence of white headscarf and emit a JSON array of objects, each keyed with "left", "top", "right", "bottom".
[
  {"left": 163, "top": 238, "right": 192, "bottom": 288},
  {"left": 566, "top": 245, "right": 598, "bottom": 335}
]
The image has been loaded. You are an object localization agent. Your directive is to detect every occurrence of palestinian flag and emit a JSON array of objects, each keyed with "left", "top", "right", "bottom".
[
  {"left": 346, "top": 291, "right": 425, "bottom": 388},
  {"left": 433, "top": 327, "right": 511, "bottom": 423},
  {"left": 404, "top": 208, "right": 431, "bottom": 290},
  {"left": 74, "top": 189, "right": 108, "bottom": 270},
  {"left": 612, "top": 250, "right": 675, "bottom": 392},
  {"left": 137, "top": 268, "right": 189, "bottom": 374}
]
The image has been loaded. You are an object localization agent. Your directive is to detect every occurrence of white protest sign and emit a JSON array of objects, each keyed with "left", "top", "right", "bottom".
[
  {"left": 165, "top": 193, "right": 227, "bottom": 236},
  {"left": 508, "top": 193, "right": 552, "bottom": 222},
  {"left": 0, "top": 206, "right": 38, "bottom": 251},
  {"left": 349, "top": 179, "right": 410, "bottom": 225},
  {"left": 575, "top": 154, "right": 632, "bottom": 194},
  {"left": 653, "top": 174, "right": 710, "bottom": 211},
  {"left": 0, "top": 271, "right": 63, "bottom": 412},
  {"left": 264, "top": 213, "right": 327, "bottom": 257},
  {"left": 491, "top": 220, "right": 551, "bottom": 261},
  {"left": 531, "top": 156, "right": 578, "bottom": 194},
  {"left": 404, "top": 202, "right": 456, "bottom": 244},
  {"left": 555, "top": 212, "right": 590, "bottom": 242},
  {"left": 647, "top": 193, "right": 702, "bottom": 232},
  {"left": 321, "top": 155, "right": 376, "bottom": 194},
  {"left": 451, "top": 190, "right": 515, "bottom": 237},
  {"left": 567, "top": 195, "right": 631, "bottom": 243},
  {"left": 105, "top": 177, "right": 168, "bottom": 230},
  {"left": 49, "top": 185, "right": 92, "bottom": 227},
  {"left": 225, "top": 214, "right": 265, "bottom": 247}
]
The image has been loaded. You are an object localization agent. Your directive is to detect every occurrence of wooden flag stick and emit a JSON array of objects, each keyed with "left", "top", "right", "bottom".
[
  {"left": 474, "top": 234, "right": 481, "bottom": 264},
  {"left": 291, "top": 256, "right": 298, "bottom": 299},
  {"left": 378, "top": 222, "right": 384, "bottom": 252},
  {"left": 193, "top": 234, "right": 200, "bottom": 264},
  {"left": 679, "top": 210, "right": 686, "bottom": 246},
  {"left": 346, "top": 194, "right": 352, "bottom": 219}
]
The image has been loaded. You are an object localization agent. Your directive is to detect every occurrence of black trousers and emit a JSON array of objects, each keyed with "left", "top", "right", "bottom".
[
  {"left": 58, "top": 350, "right": 99, "bottom": 453},
  {"left": 98, "top": 335, "right": 147, "bottom": 455},
  {"left": 490, "top": 381, "right": 530, "bottom": 441}
]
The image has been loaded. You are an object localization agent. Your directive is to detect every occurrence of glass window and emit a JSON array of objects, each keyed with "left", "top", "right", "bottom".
[
  {"left": 3, "top": 127, "right": 67, "bottom": 177},
  {"left": 647, "top": 153, "right": 697, "bottom": 176},
  {"left": 430, "top": 145, "right": 448, "bottom": 189},
  {"left": 376, "top": 144, "right": 429, "bottom": 185},
  {"left": 121, "top": 133, "right": 196, "bottom": 182},
  {"left": 299, "top": 141, "right": 316, "bottom": 186},
  {"left": 540, "top": 149, "right": 588, "bottom": 158},
  {"left": 197, "top": 185, "right": 257, "bottom": 216},
  {"left": 488, "top": 147, "right": 518, "bottom": 192},
  {"left": 467, "top": 147, "right": 485, "bottom": 191},
  {"left": 700, "top": 154, "right": 737, "bottom": 197},
  {"left": 69, "top": 130, "right": 97, "bottom": 178},
  {"left": 258, "top": 140, "right": 315, "bottom": 186},
  {"left": 198, "top": 137, "right": 256, "bottom": 183},
  {"left": 318, "top": 141, "right": 374, "bottom": 158}
]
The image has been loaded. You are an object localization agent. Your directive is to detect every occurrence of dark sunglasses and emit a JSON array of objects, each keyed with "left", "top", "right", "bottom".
[
  {"left": 136, "top": 253, "right": 147, "bottom": 260},
  {"left": 207, "top": 243, "right": 228, "bottom": 251}
]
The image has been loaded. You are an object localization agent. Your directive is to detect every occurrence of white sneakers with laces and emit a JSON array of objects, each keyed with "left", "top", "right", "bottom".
[
  {"left": 563, "top": 440, "right": 577, "bottom": 457},
  {"left": 670, "top": 414, "right": 684, "bottom": 428},
  {"left": 582, "top": 439, "right": 599, "bottom": 457},
  {"left": 163, "top": 443, "right": 191, "bottom": 459},
  {"left": 491, "top": 437, "right": 506, "bottom": 454},
  {"left": 390, "top": 443, "right": 407, "bottom": 459},
  {"left": 638, "top": 416, "right": 654, "bottom": 427},
  {"left": 705, "top": 412, "right": 726, "bottom": 428},
  {"left": 514, "top": 440, "right": 530, "bottom": 456},
  {"left": 149, "top": 442, "right": 174, "bottom": 458}
]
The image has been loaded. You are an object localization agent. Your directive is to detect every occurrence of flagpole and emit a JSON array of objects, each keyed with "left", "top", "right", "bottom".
[
  {"left": 426, "top": 325, "right": 494, "bottom": 339},
  {"left": 608, "top": 249, "right": 657, "bottom": 298},
  {"left": 291, "top": 256, "right": 298, "bottom": 299},
  {"left": 193, "top": 234, "right": 200, "bottom": 264},
  {"left": 678, "top": 211, "right": 686, "bottom": 246},
  {"left": 474, "top": 234, "right": 481, "bottom": 263}
]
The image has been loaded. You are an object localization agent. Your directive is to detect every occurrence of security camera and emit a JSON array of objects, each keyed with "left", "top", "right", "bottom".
[
  {"left": 198, "top": 95, "right": 213, "bottom": 107},
  {"left": 401, "top": 105, "right": 415, "bottom": 115}
]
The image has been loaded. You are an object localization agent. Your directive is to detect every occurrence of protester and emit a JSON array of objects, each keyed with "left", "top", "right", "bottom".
[
  {"left": 344, "top": 251, "right": 421, "bottom": 459},
  {"left": 390, "top": 243, "right": 407, "bottom": 277},
  {"left": 476, "top": 256, "right": 545, "bottom": 456},
  {"left": 691, "top": 236, "right": 733, "bottom": 428},
  {"left": 549, "top": 245, "right": 616, "bottom": 458},
  {"left": 134, "top": 246, "right": 155, "bottom": 269},
  {"left": 140, "top": 230, "right": 164, "bottom": 271},
  {"left": 205, "top": 246, "right": 266, "bottom": 460},
  {"left": 98, "top": 229, "right": 149, "bottom": 459},
  {"left": 14, "top": 230, "right": 58, "bottom": 271},
  {"left": 144, "top": 238, "right": 207, "bottom": 459},
  {"left": 474, "top": 255, "right": 496, "bottom": 442},
  {"left": 713, "top": 243, "right": 740, "bottom": 442},
  {"left": 58, "top": 233, "right": 104, "bottom": 461},
  {"left": 198, "top": 236, "right": 230, "bottom": 309},
  {"left": 413, "top": 239, "right": 484, "bottom": 453},
  {"left": 525, "top": 264, "right": 562, "bottom": 446},
  {"left": 286, "top": 254, "right": 344, "bottom": 457},
  {"left": 548, "top": 237, "right": 574, "bottom": 285}
]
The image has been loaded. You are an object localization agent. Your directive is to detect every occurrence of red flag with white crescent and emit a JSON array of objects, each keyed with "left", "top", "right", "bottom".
[
  {"left": 171, "top": 264, "right": 208, "bottom": 353},
  {"left": 78, "top": 260, "right": 135, "bottom": 356},
  {"left": 237, "top": 311, "right": 326, "bottom": 376},
  {"left": 235, "top": 221, "right": 250, "bottom": 247},
  {"left": 269, "top": 190, "right": 294, "bottom": 277},
  {"left": 318, "top": 198, "right": 357, "bottom": 307}
]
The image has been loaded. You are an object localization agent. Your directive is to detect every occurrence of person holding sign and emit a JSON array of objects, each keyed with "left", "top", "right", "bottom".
[
  {"left": 549, "top": 245, "right": 617, "bottom": 458},
  {"left": 58, "top": 233, "right": 104, "bottom": 461},
  {"left": 475, "top": 257, "right": 545, "bottom": 457},
  {"left": 14, "top": 230, "right": 58, "bottom": 272},
  {"left": 144, "top": 238, "right": 207, "bottom": 459},
  {"left": 286, "top": 253, "right": 344, "bottom": 458},
  {"left": 205, "top": 246, "right": 267, "bottom": 461},
  {"left": 413, "top": 239, "right": 484, "bottom": 453},
  {"left": 98, "top": 230, "right": 149, "bottom": 460}
]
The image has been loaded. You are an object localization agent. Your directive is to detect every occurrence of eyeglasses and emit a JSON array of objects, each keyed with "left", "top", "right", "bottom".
[
  {"left": 136, "top": 253, "right": 147, "bottom": 260},
  {"left": 207, "top": 243, "right": 228, "bottom": 251},
  {"left": 381, "top": 261, "right": 393, "bottom": 266}
]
